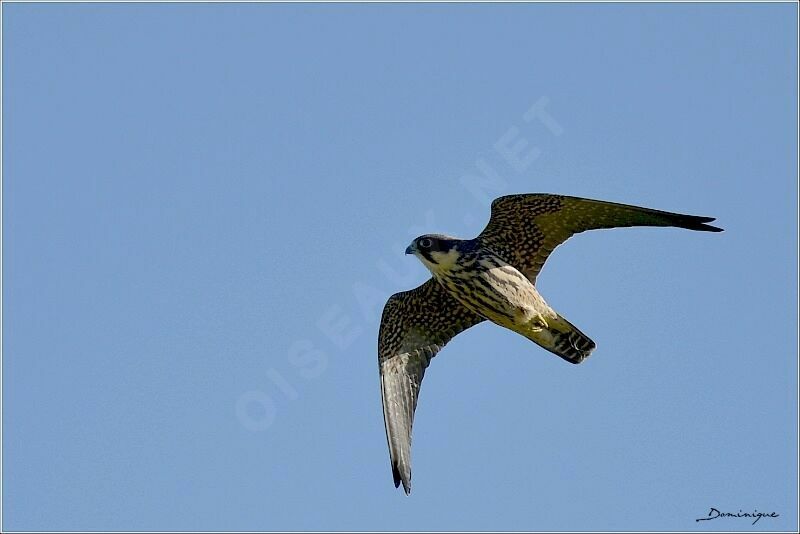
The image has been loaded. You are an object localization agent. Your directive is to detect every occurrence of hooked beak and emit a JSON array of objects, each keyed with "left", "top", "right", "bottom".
[{"left": 405, "top": 244, "right": 414, "bottom": 255}]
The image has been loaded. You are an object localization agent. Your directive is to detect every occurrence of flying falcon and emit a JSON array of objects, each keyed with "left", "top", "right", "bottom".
[{"left": 378, "top": 193, "right": 722, "bottom": 494}]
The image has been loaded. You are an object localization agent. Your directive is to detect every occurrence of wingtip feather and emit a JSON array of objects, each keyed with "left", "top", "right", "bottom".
[
  {"left": 392, "top": 465, "right": 401, "bottom": 488},
  {"left": 678, "top": 215, "right": 724, "bottom": 233},
  {"left": 392, "top": 462, "right": 412, "bottom": 494}
]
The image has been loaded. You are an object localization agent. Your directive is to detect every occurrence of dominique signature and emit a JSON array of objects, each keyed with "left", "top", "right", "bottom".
[{"left": 695, "top": 507, "right": 779, "bottom": 525}]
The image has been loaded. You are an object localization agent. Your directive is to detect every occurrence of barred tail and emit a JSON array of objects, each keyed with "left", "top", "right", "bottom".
[{"left": 527, "top": 313, "right": 596, "bottom": 364}]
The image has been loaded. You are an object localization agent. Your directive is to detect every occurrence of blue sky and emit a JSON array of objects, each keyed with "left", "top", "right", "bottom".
[{"left": 2, "top": 2, "right": 797, "bottom": 532}]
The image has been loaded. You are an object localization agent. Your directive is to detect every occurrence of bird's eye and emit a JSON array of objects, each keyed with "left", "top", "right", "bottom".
[{"left": 419, "top": 238, "right": 432, "bottom": 249}]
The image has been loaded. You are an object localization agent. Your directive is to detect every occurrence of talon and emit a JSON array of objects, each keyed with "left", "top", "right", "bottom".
[
  {"left": 538, "top": 313, "right": 549, "bottom": 329},
  {"left": 530, "top": 313, "right": 549, "bottom": 330}
]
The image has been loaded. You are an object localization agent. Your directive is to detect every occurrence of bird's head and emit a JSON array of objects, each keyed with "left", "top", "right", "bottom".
[{"left": 406, "top": 234, "right": 463, "bottom": 272}]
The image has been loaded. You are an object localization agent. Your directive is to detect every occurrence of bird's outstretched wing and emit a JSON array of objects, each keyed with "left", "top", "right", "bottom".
[
  {"left": 379, "top": 278, "right": 484, "bottom": 495},
  {"left": 478, "top": 194, "right": 723, "bottom": 284}
]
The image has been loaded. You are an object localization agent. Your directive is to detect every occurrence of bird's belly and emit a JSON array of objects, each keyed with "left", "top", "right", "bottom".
[{"left": 435, "top": 263, "right": 542, "bottom": 328}]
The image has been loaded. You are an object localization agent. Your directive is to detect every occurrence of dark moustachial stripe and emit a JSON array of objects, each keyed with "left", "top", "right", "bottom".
[{"left": 420, "top": 249, "right": 438, "bottom": 264}]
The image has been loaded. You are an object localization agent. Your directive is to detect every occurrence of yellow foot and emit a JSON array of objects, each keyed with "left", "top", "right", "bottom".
[{"left": 531, "top": 312, "right": 549, "bottom": 331}]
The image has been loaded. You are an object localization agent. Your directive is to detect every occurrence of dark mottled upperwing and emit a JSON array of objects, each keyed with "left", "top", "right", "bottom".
[
  {"left": 478, "top": 194, "right": 723, "bottom": 284},
  {"left": 379, "top": 278, "right": 484, "bottom": 495}
]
